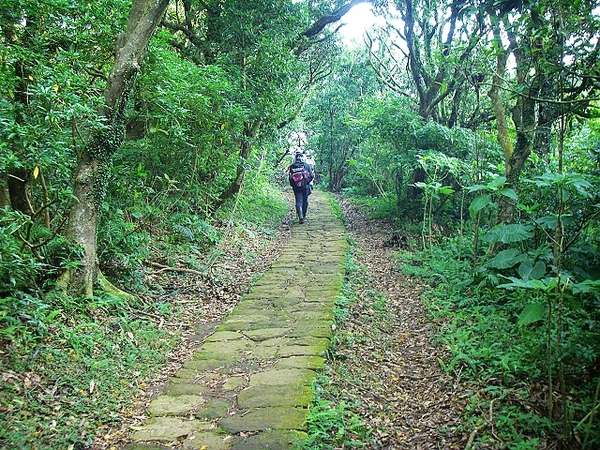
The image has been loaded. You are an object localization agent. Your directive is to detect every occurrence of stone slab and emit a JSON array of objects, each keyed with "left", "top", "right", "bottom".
[
  {"left": 230, "top": 430, "right": 307, "bottom": 450},
  {"left": 222, "top": 376, "right": 246, "bottom": 391},
  {"left": 237, "top": 384, "right": 313, "bottom": 408},
  {"left": 219, "top": 406, "right": 308, "bottom": 433},
  {"left": 275, "top": 355, "right": 325, "bottom": 370},
  {"left": 206, "top": 331, "right": 244, "bottom": 341},
  {"left": 194, "top": 339, "right": 254, "bottom": 361},
  {"left": 194, "top": 398, "right": 231, "bottom": 420},
  {"left": 147, "top": 394, "right": 206, "bottom": 417},
  {"left": 249, "top": 368, "right": 316, "bottom": 386},
  {"left": 182, "top": 431, "right": 234, "bottom": 450},
  {"left": 183, "top": 431, "right": 233, "bottom": 449},
  {"left": 243, "top": 327, "right": 291, "bottom": 341},
  {"left": 130, "top": 417, "right": 211, "bottom": 443}
]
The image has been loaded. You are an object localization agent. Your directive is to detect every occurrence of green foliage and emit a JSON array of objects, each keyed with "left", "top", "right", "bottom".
[
  {"left": 0, "top": 290, "right": 178, "bottom": 449},
  {"left": 0, "top": 207, "right": 83, "bottom": 298},
  {"left": 1, "top": 0, "right": 599, "bottom": 448},
  {"left": 0, "top": 209, "right": 41, "bottom": 294},
  {"left": 333, "top": 248, "right": 361, "bottom": 325},
  {"left": 304, "top": 47, "right": 375, "bottom": 192},
  {"left": 481, "top": 223, "right": 534, "bottom": 244},
  {"left": 302, "top": 388, "right": 369, "bottom": 449},
  {"left": 324, "top": 192, "right": 344, "bottom": 221},
  {"left": 218, "top": 175, "right": 289, "bottom": 232},
  {"left": 399, "top": 236, "right": 600, "bottom": 447}
]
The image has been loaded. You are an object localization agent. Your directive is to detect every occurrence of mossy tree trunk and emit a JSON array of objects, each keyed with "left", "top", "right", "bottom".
[
  {"left": 488, "top": 17, "right": 535, "bottom": 225},
  {"left": 60, "top": 0, "right": 169, "bottom": 296}
]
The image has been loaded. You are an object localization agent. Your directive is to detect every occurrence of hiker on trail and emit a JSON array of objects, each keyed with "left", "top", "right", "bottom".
[
  {"left": 303, "top": 150, "right": 315, "bottom": 173},
  {"left": 288, "top": 151, "right": 314, "bottom": 224},
  {"left": 303, "top": 150, "right": 316, "bottom": 188}
]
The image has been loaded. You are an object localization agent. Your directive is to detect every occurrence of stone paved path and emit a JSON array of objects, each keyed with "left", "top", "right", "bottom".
[{"left": 125, "top": 191, "right": 347, "bottom": 450}]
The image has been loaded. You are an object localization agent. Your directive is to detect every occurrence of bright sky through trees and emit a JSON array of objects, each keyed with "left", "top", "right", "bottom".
[{"left": 339, "top": 2, "right": 382, "bottom": 44}]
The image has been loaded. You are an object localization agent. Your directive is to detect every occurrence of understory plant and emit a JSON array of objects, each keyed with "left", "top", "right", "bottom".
[
  {"left": 0, "top": 291, "right": 177, "bottom": 449},
  {"left": 399, "top": 170, "right": 600, "bottom": 447}
]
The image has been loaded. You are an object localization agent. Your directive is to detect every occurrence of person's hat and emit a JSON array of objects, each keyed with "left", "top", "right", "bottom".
[{"left": 295, "top": 151, "right": 303, "bottom": 158}]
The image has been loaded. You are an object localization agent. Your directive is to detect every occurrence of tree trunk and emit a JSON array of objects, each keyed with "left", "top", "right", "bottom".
[
  {"left": 0, "top": 175, "right": 11, "bottom": 208},
  {"left": 488, "top": 20, "right": 541, "bottom": 224},
  {"left": 488, "top": 20, "right": 520, "bottom": 224},
  {"left": 7, "top": 169, "right": 32, "bottom": 215},
  {"left": 60, "top": 0, "right": 169, "bottom": 296},
  {"left": 329, "top": 166, "right": 343, "bottom": 193},
  {"left": 213, "top": 121, "right": 259, "bottom": 211},
  {"left": 487, "top": 24, "right": 514, "bottom": 165}
]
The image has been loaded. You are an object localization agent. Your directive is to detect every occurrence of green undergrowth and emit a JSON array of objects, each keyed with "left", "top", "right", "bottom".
[
  {"left": 99, "top": 178, "right": 289, "bottom": 289},
  {"left": 0, "top": 292, "right": 178, "bottom": 449},
  {"left": 341, "top": 190, "right": 403, "bottom": 222},
  {"left": 0, "top": 184, "right": 291, "bottom": 449},
  {"left": 397, "top": 241, "right": 600, "bottom": 449},
  {"left": 301, "top": 243, "right": 373, "bottom": 449},
  {"left": 324, "top": 191, "right": 344, "bottom": 221}
]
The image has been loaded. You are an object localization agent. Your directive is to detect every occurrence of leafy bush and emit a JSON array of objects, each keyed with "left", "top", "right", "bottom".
[
  {"left": 400, "top": 238, "right": 600, "bottom": 447},
  {"left": 219, "top": 180, "right": 289, "bottom": 231},
  {"left": 0, "top": 209, "right": 42, "bottom": 294}
]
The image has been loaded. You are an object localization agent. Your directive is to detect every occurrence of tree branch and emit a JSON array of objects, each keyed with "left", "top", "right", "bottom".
[{"left": 302, "top": 0, "right": 372, "bottom": 38}]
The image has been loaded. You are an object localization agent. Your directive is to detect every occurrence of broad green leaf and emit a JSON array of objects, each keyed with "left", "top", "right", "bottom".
[
  {"left": 570, "top": 279, "right": 600, "bottom": 294},
  {"left": 498, "top": 277, "right": 548, "bottom": 290},
  {"left": 481, "top": 223, "right": 534, "bottom": 244},
  {"left": 559, "top": 189, "right": 571, "bottom": 202},
  {"left": 530, "top": 260, "right": 546, "bottom": 279},
  {"left": 518, "top": 259, "right": 546, "bottom": 280},
  {"left": 498, "top": 187, "right": 518, "bottom": 200},
  {"left": 469, "top": 194, "right": 491, "bottom": 218},
  {"left": 526, "top": 173, "right": 562, "bottom": 187},
  {"left": 466, "top": 183, "right": 489, "bottom": 193},
  {"left": 486, "top": 248, "right": 523, "bottom": 269},
  {"left": 517, "top": 303, "right": 545, "bottom": 325},
  {"left": 488, "top": 176, "right": 506, "bottom": 189},
  {"left": 536, "top": 215, "right": 557, "bottom": 229}
]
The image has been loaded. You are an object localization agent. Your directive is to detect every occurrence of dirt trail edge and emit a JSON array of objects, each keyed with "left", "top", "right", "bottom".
[{"left": 124, "top": 190, "right": 347, "bottom": 450}]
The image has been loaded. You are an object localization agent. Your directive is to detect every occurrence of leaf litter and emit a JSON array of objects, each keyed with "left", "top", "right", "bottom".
[{"left": 328, "top": 196, "right": 472, "bottom": 449}]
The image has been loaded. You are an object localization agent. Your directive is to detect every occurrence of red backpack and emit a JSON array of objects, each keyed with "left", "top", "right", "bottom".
[{"left": 289, "top": 161, "right": 311, "bottom": 189}]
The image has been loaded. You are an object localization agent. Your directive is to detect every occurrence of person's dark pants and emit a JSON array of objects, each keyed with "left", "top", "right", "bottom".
[{"left": 293, "top": 186, "right": 310, "bottom": 219}]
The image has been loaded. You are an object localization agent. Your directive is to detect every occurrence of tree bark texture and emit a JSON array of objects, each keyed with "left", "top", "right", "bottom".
[
  {"left": 213, "top": 121, "right": 260, "bottom": 211},
  {"left": 487, "top": 24, "right": 514, "bottom": 164},
  {"left": 488, "top": 19, "right": 542, "bottom": 224},
  {"left": 63, "top": 0, "right": 169, "bottom": 296}
]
